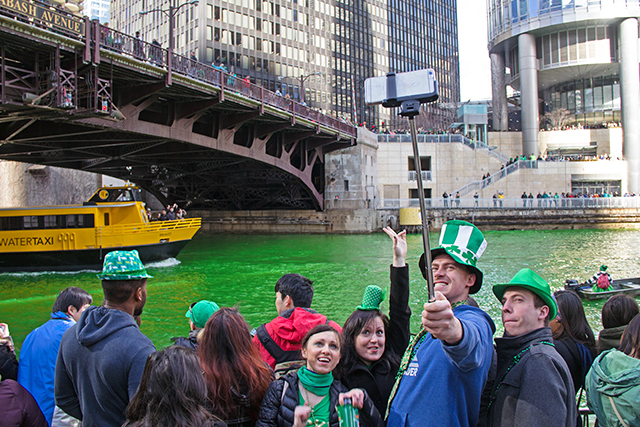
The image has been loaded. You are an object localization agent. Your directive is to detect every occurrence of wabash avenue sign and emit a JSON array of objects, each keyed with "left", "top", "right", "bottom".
[{"left": 0, "top": 0, "right": 84, "bottom": 36}]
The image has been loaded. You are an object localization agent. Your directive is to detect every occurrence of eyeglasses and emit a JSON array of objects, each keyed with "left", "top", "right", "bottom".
[{"left": 188, "top": 302, "right": 197, "bottom": 319}]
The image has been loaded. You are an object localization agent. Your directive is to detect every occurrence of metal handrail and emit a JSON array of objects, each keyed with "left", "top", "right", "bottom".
[
  {"left": 379, "top": 196, "right": 639, "bottom": 209},
  {"left": 454, "top": 160, "right": 538, "bottom": 196}
]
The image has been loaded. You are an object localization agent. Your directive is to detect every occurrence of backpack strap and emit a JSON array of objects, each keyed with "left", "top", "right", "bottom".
[
  {"left": 608, "top": 396, "right": 629, "bottom": 427},
  {"left": 256, "top": 324, "right": 302, "bottom": 364}
]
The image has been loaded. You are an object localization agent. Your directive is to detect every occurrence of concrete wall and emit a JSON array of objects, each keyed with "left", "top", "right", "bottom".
[
  {"left": 324, "top": 127, "right": 379, "bottom": 209},
  {"left": 0, "top": 161, "right": 102, "bottom": 207}
]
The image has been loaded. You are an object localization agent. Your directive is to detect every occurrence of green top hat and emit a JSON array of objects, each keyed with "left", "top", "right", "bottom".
[
  {"left": 492, "top": 268, "right": 558, "bottom": 320},
  {"left": 185, "top": 300, "right": 220, "bottom": 328},
  {"left": 600, "top": 265, "right": 608, "bottom": 271},
  {"left": 96, "top": 250, "right": 153, "bottom": 281},
  {"left": 419, "top": 220, "right": 487, "bottom": 294},
  {"left": 357, "top": 285, "right": 385, "bottom": 311}
]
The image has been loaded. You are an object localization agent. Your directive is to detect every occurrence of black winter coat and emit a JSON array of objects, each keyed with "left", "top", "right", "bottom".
[
  {"left": 255, "top": 372, "right": 383, "bottom": 427},
  {"left": 340, "top": 265, "right": 411, "bottom": 417}
]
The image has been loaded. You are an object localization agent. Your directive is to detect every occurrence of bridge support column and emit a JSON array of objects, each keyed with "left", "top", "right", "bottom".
[
  {"left": 620, "top": 18, "right": 640, "bottom": 194},
  {"left": 518, "top": 33, "right": 539, "bottom": 158}
]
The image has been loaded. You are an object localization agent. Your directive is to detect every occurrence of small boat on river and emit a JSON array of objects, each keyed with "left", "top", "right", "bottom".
[
  {"left": 0, "top": 185, "right": 201, "bottom": 272},
  {"left": 564, "top": 278, "right": 640, "bottom": 300}
]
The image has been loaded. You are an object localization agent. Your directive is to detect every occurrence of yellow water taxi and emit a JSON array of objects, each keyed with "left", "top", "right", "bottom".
[{"left": 0, "top": 185, "right": 201, "bottom": 272}]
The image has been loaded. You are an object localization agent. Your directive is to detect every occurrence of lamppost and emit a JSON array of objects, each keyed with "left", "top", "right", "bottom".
[
  {"left": 139, "top": 0, "right": 198, "bottom": 85},
  {"left": 279, "top": 72, "right": 321, "bottom": 104}
]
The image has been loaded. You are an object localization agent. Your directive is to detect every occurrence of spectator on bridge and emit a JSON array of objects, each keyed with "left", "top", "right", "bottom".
[
  {"left": 521, "top": 191, "right": 528, "bottom": 207},
  {"left": 474, "top": 192, "right": 479, "bottom": 207},
  {"left": 493, "top": 193, "right": 498, "bottom": 207},
  {"left": 133, "top": 31, "right": 145, "bottom": 60},
  {"left": 537, "top": 192, "right": 543, "bottom": 207},
  {"left": 455, "top": 191, "right": 461, "bottom": 207},
  {"left": 443, "top": 191, "right": 449, "bottom": 208},
  {"left": 242, "top": 76, "right": 251, "bottom": 95},
  {"left": 150, "top": 39, "right": 163, "bottom": 66}
]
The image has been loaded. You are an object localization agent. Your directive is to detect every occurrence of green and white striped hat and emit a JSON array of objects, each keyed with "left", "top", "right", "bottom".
[{"left": 419, "top": 220, "right": 487, "bottom": 294}]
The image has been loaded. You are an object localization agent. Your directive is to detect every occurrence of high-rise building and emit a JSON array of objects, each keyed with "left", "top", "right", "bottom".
[
  {"left": 111, "top": 0, "right": 460, "bottom": 130},
  {"left": 84, "top": 0, "right": 110, "bottom": 23},
  {"left": 487, "top": 1, "right": 640, "bottom": 191}
]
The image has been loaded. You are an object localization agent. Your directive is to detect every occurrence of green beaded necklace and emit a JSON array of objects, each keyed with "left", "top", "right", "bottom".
[{"left": 487, "top": 341, "right": 555, "bottom": 410}]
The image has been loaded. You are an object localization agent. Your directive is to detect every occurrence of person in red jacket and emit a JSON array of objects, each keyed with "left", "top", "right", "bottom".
[{"left": 253, "top": 274, "right": 342, "bottom": 374}]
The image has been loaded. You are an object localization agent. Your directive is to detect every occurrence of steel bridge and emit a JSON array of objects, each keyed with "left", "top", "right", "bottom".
[{"left": 0, "top": 2, "right": 356, "bottom": 210}]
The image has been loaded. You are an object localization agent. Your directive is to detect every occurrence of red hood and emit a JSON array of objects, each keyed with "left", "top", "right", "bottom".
[{"left": 270, "top": 307, "right": 329, "bottom": 344}]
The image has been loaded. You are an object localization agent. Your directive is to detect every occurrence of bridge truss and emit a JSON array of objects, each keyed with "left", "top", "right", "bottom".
[{"left": 0, "top": 6, "right": 356, "bottom": 210}]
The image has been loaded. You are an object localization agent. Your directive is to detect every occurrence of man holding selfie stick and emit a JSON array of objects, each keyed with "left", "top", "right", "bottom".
[{"left": 366, "top": 72, "right": 495, "bottom": 426}]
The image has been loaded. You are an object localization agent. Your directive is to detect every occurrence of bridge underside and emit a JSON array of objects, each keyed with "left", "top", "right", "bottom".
[{"left": 0, "top": 17, "right": 356, "bottom": 210}]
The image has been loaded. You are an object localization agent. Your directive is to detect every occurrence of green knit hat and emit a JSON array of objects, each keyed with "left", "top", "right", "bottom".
[
  {"left": 185, "top": 300, "right": 220, "bottom": 328},
  {"left": 96, "top": 250, "right": 153, "bottom": 281},
  {"left": 492, "top": 268, "right": 558, "bottom": 320},
  {"left": 357, "top": 285, "right": 385, "bottom": 311},
  {"left": 419, "top": 220, "right": 487, "bottom": 294}
]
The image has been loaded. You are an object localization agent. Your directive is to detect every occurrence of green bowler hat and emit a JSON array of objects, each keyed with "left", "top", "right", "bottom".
[
  {"left": 96, "top": 250, "right": 153, "bottom": 281},
  {"left": 357, "top": 285, "right": 385, "bottom": 311},
  {"left": 492, "top": 268, "right": 558, "bottom": 320},
  {"left": 419, "top": 220, "right": 487, "bottom": 294}
]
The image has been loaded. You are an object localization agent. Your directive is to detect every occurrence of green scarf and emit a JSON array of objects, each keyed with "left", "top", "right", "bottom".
[{"left": 298, "top": 366, "right": 333, "bottom": 396}]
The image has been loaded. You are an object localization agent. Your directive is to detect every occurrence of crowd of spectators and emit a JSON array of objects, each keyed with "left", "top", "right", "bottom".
[{"left": 2, "top": 224, "right": 640, "bottom": 427}]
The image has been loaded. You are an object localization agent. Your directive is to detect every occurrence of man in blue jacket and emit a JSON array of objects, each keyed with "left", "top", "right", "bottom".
[
  {"left": 55, "top": 250, "right": 156, "bottom": 427},
  {"left": 386, "top": 220, "right": 495, "bottom": 427},
  {"left": 18, "top": 287, "right": 92, "bottom": 426}
]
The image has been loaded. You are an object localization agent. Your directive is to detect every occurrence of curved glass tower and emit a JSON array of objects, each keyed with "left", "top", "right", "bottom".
[{"left": 487, "top": 1, "right": 640, "bottom": 191}]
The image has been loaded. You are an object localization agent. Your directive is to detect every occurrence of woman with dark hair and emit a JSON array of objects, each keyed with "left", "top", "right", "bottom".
[
  {"left": 586, "top": 314, "right": 640, "bottom": 425},
  {"left": 597, "top": 294, "right": 639, "bottom": 352},
  {"left": 123, "top": 346, "right": 222, "bottom": 427},
  {"left": 335, "top": 227, "right": 411, "bottom": 417},
  {"left": 198, "top": 307, "right": 272, "bottom": 427},
  {"left": 256, "top": 324, "right": 384, "bottom": 427},
  {"left": 550, "top": 290, "right": 597, "bottom": 393}
]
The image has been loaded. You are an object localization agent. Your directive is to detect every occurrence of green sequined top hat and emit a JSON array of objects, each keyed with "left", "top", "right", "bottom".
[
  {"left": 419, "top": 220, "right": 487, "bottom": 294},
  {"left": 185, "top": 300, "right": 220, "bottom": 328},
  {"left": 357, "top": 285, "right": 385, "bottom": 310},
  {"left": 600, "top": 265, "right": 608, "bottom": 271},
  {"left": 96, "top": 250, "right": 153, "bottom": 281},
  {"left": 492, "top": 268, "right": 558, "bottom": 320}
]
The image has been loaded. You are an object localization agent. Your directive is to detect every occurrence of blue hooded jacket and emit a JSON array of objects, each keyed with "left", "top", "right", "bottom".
[
  {"left": 18, "top": 311, "right": 74, "bottom": 426},
  {"left": 387, "top": 305, "right": 495, "bottom": 427},
  {"left": 54, "top": 306, "right": 155, "bottom": 427}
]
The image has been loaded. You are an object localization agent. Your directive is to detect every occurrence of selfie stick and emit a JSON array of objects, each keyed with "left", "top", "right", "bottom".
[{"left": 399, "top": 100, "right": 435, "bottom": 303}]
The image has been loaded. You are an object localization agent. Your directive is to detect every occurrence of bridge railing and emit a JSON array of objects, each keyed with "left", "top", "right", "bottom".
[
  {"left": 91, "top": 23, "right": 356, "bottom": 138},
  {"left": 380, "top": 196, "right": 640, "bottom": 209}
]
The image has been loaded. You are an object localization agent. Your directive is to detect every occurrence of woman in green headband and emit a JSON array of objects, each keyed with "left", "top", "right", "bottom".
[{"left": 256, "top": 324, "right": 383, "bottom": 427}]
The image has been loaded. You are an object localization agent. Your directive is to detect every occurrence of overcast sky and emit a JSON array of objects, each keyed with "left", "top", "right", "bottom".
[{"left": 457, "top": 0, "right": 492, "bottom": 101}]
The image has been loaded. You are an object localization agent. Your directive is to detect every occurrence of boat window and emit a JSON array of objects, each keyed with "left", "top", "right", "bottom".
[
  {"left": 0, "top": 214, "right": 94, "bottom": 230},
  {"left": 104, "top": 213, "right": 110, "bottom": 226},
  {"left": 23, "top": 216, "right": 41, "bottom": 229}
]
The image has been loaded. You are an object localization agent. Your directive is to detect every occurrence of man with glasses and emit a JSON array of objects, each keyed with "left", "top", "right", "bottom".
[{"left": 172, "top": 300, "right": 220, "bottom": 350}]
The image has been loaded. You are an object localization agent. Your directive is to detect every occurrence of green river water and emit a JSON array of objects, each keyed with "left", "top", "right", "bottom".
[{"left": 2, "top": 228, "right": 640, "bottom": 355}]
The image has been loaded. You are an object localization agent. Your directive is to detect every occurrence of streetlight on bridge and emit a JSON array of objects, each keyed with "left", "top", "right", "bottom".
[
  {"left": 278, "top": 72, "right": 322, "bottom": 104},
  {"left": 139, "top": 0, "right": 198, "bottom": 85}
]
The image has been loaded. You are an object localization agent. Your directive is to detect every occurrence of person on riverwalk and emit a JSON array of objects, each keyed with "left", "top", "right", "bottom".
[
  {"left": 252, "top": 273, "right": 342, "bottom": 374},
  {"left": 124, "top": 346, "right": 224, "bottom": 427},
  {"left": 597, "top": 294, "right": 639, "bottom": 352},
  {"left": 586, "top": 313, "right": 640, "bottom": 426},
  {"left": 18, "top": 287, "right": 93, "bottom": 426},
  {"left": 386, "top": 220, "right": 495, "bottom": 427},
  {"left": 0, "top": 375, "right": 48, "bottom": 427},
  {"left": 550, "top": 290, "right": 597, "bottom": 427},
  {"left": 55, "top": 250, "right": 156, "bottom": 427},
  {"left": 586, "top": 265, "right": 613, "bottom": 292},
  {"left": 256, "top": 324, "right": 384, "bottom": 427},
  {"left": 336, "top": 227, "right": 411, "bottom": 418},
  {"left": 488, "top": 269, "right": 576, "bottom": 427},
  {"left": 0, "top": 322, "right": 17, "bottom": 382},
  {"left": 171, "top": 300, "right": 220, "bottom": 350},
  {"left": 199, "top": 308, "right": 272, "bottom": 427}
]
